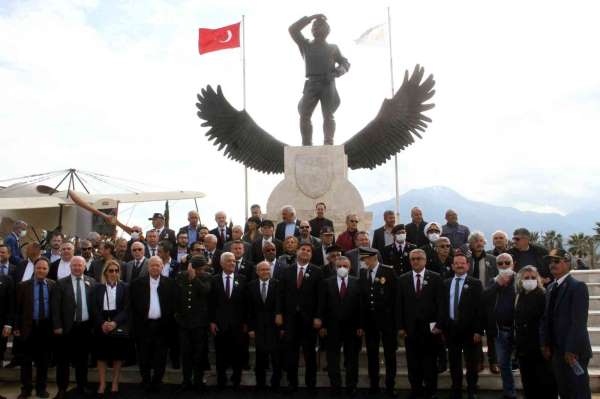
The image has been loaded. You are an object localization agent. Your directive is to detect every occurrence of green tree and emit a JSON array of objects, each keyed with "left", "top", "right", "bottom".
[
  {"left": 530, "top": 231, "right": 542, "bottom": 245},
  {"left": 542, "top": 230, "right": 563, "bottom": 250},
  {"left": 568, "top": 233, "right": 598, "bottom": 269}
]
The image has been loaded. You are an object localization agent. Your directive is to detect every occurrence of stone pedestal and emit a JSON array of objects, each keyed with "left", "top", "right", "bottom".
[{"left": 266, "top": 145, "right": 372, "bottom": 233}]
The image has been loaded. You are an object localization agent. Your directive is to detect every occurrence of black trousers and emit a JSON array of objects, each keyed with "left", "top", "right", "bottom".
[
  {"left": 214, "top": 328, "right": 244, "bottom": 387},
  {"left": 168, "top": 324, "right": 180, "bottom": 368},
  {"left": 364, "top": 317, "right": 397, "bottom": 390},
  {"left": 518, "top": 352, "right": 557, "bottom": 399},
  {"left": 56, "top": 322, "right": 91, "bottom": 390},
  {"left": 20, "top": 321, "right": 52, "bottom": 393},
  {"left": 405, "top": 332, "right": 440, "bottom": 396},
  {"left": 255, "top": 336, "right": 283, "bottom": 388},
  {"left": 326, "top": 324, "right": 360, "bottom": 389},
  {"left": 551, "top": 351, "right": 591, "bottom": 399},
  {"left": 136, "top": 321, "right": 168, "bottom": 387},
  {"left": 285, "top": 312, "right": 317, "bottom": 388},
  {"left": 446, "top": 329, "right": 480, "bottom": 394},
  {"left": 179, "top": 326, "right": 207, "bottom": 386}
]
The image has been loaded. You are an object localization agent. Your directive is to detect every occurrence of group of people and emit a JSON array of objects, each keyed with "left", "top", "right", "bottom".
[{"left": 0, "top": 203, "right": 592, "bottom": 399}]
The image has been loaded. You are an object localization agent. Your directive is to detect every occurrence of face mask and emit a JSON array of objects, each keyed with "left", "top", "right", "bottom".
[
  {"left": 522, "top": 279, "right": 537, "bottom": 291},
  {"left": 19, "top": 230, "right": 27, "bottom": 238},
  {"left": 130, "top": 232, "right": 140, "bottom": 240},
  {"left": 395, "top": 234, "right": 406, "bottom": 243},
  {"left": 499, "top": 268, "right": 514, "bottom": 277},
  {"left": 336, "top": 267, "right": 349, "bottom": 278},
  {"left": 428, "top": 233, "right": 440, "bottom": 242}
]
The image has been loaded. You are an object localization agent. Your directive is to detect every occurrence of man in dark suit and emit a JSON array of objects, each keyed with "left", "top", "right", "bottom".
[
  {"left": 148, "top": 212, "right": 176, "bottom": 247},
  {"left": 383, "top": 224, "right": 417, "bottom": 276},
  {"left": 88, "top": 241, "right": 125, "bottom": 282},
  {"left": 0, "top": 255, "right": 15, "bottom": 371},
  {"left": 345, "top": 231, "right": 382, "bottom": 277},
  {"left": 122, "top": 241, "right": 149, "bottom": 282},
  {"left": 275, "top": 205, "right": 301, "bottom": 241},
  {"left": 308, "top": 202, "right": 334, "bottom": 238},
  {"left": 202, "top": 234, "right": 222, "bottom": 269},
  {"left": 251, "top": 220, "right": 282, "bottom": 264},
  {"left": 44, "top": 232, "right": 63, "bottom": 264},
  {"left": 443, "top": 252, "right": 483, "bottom": 399},
  {"left": 156, "top": 241, "right": 181, "bottom": 369},
  {"left": 261, "top": 241, "right": 287, "bottom": 280},
  {"left": 209, "top": 252, "right": 247, "bottom": 389},
  {"left": 372, "top": 210, "right": 396, "bottom": 254},
  {"left": 129, "top": 256, "right": 177, "bottom": 393},
  {"left": 219, "top": 240, "right": 255, "bottom": 281},
  {"left": 406, "top": 207, "right": 428, "bottom": 247},
  {"left": 397, "top": 248, "right": 444, "bottom": 399},
  {"left": 541, "top": 249, "right": 592, "bottom": 398},
  {"left": 12, "top": 242, "right": 42, "bottom": 283},
  {"left": 321, "top": 245, "right": 343, "bottom": 279},
  {"left": 48, "top": 242, "right": 74, "bottom": 281},
  {"left": 174, "top": 255, "right": 212, "bottom": 393},
  {"left": 0, "top": 244, "right": 17, "bottom": 278},
  {"left": 14, "top": 257, "right": 54, "bottom": 399},
  {"left": 312, "top": 226, "right": 335, "bottom": 267},
  {"left": 51, "top": 256, "right": 96, "bottom": 398},
  {"left": 247, "top": 261, "right": 283, "bottom": 390},
  {"left": 317, "top": 256, "right": 362, "bottom": 395},
  {"left": 178, "top": 210, "right": 202, "bottom": 246},
  {"left": 275, "top": 242, "right": 323, "bottom": 393},
  {"left": 4, "top": 220, "right": 27, "bottom": 264},
  {"left": 359, "top": 247, "right": 398, "bottom": 396},
  {"left": 209, "top": 211, "right": 232, "bottom": 250}
]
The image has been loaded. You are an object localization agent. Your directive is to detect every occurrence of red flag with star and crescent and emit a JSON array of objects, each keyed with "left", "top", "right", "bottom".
[{"left": 198, "top": 22, "right": 241, "bottom": 54}]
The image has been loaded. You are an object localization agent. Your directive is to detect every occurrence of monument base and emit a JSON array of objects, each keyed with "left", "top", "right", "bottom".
[{"left": 266, "top": 145, "right": 372, "bottom": 234}]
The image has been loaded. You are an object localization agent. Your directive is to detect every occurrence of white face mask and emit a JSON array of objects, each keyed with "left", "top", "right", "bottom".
[
  {"left": 19, "top": 230, "right": 27, "bottom": 238},
  {"left": 428, "top": 233, "right": 440, "bottom": 242},
  {"left": 336, "top": 267, "right": 349, "bottom": 278},
  {"left": 522, "top": 279, "right": 537, "bottom": 291},
  {"left": 499, "top": 268, "right": 515, "bottom": 277},
  {"left": 395, "top": 233, "right": 406, "bottom": 243},
  {"left": 130, "top": 232, "right": 140, "bottom": 240}
]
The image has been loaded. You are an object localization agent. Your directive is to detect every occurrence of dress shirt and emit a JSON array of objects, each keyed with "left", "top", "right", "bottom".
[
  {"left": 395, "top": 242, "right": 406, "bottom": 253},
  {"left": 161, "top": 259, "right": 172, "bottom": 277},
  {"left": 368, "top": 263, "right": 380, "bottom": 282},
  {"left": 57, "top": 260, "right": 71, "bottom": 280},
  {"left": 384, "top": 228, "right": 394, "bottom": 247},
  {"left": 148, "top": 276, "right": 162, "bottom": 319},
  {"left": 449, "top": 274, "right": 466, "bottom": 320},
  {"left": 70, "top": 275, "right": 89, "bottom": 322},
  {"left": 412, "top": 269, "right": 426, "bottom": 291},
  {"left": 284, "top": 221, "right": 297, "bottom": 239},
  {"left": 336, "top": 275, "right": 348, "bottom": 291},
  {"left": 0, "top": 262, "right": 9, "bottom": 276},
  {"left": 148, "top": 247, "right": 158, "bottom": 257},
  {"left": 22, "top": 260, "right": 35, "bottom": 281},
  {"left": 49, "top": 251, "right": 61, "bottom": 263},
  {"left": 268, "top": 259, "right": 277, "bottom": 276},
  {"left": 555, "top": 274, "right": 568, "bottom": 286},
  {"left": 33, "top": 279, "right": 49, "bottom": 320},
  {"left": 260, "top": 279, "right": 270, "bottom": 298},
  {"left": 186, "top": 226, "right": 198, "bottom": 245},
  {"left": 85, "top": 257, "right": 93, "bottom": 272},
  {"left": 296, "top": 262, "right": 309, "bottom": 279},
  {"left": 103, "top": 283, "right": 118, "bottom": 311},
  {"left": 176, "top": 249, "right": 188, "bottom": 263},
  {"left": 222, "top": 272, "right": 234, "bottom": 296}
]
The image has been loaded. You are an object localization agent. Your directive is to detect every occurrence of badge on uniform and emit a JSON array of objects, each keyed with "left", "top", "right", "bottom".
[
  {"left": 379, "top": 277, "right": 386, "bottom": 285},
  {"left": 305, "top": 272, "right": 310, "bottom": 279}
]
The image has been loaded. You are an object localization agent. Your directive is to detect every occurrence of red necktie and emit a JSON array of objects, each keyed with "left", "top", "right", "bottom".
[
  {"left": 416, "top": 273, "right": 422, "bottom": 295},
  {"left": 297, "top": 267, "right": 304, "bottom": 289},
  {"left": 340, "top": 277, "right": 347, "bottom": 299}
]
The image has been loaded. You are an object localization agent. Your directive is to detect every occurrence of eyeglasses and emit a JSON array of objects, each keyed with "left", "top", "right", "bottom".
[
  {"left": 132, "top": 248, "right": 144, "bottom": 252},
  {"left": 81, "top": 247, "right": 92, "bottom": 251},
  {"left": 497, "top": 261, "right": 512, "bottom": 266},
  {"left": 106, "top": 269, "right": 119, "bottom": 273},
  {"left": 299, "top": 226, "right": 310, "bottom": 229}
]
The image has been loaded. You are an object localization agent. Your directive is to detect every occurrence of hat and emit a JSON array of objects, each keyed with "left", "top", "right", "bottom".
[
  {"left": 424, "top": 222, "right": 442, "bottom": 233},
  {"left": 358, "top": 247, "right": 378, "bottom": 258},
  {"left": 544, "top": 248, "right": 572, "bottom": 262},
  {"left": 326, "top": 245, "right": 343, "bottom": 254},
  {"left": 190, "top": 255, "right": 208, "bottom": 268},
  {"left": 391, "top": 224, "right": 406, "bottom": 234},
  {"left": 320, "top": 226, "right": 334, "bottom": 235},
  {"left": 148, "top": 213, "right": 164, "bottom": 220},
  {"left": 513, "top": 228, "right": 531, "bottom": 238},
  {"left": 260, "top": 219, "right": 274, "bottom": 228}
]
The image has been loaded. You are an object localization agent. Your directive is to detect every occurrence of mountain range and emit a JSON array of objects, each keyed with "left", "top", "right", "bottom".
[{"left": 366, "top": 186, "right": 600, "bottom": 240}]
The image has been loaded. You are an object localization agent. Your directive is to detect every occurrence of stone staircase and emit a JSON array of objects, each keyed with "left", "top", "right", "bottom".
[{"left": 1, "top": 270, "right": 600, "bottom": 391}]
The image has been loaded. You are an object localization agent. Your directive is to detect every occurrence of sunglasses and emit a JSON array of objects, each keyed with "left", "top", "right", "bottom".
[
  {"left": 81, "top": 247, "right": 92, "bottom": 251},
  {"left": 299, "top": 226, "right": 310, "bottom": 229},
  {"left": 497, "top": 261, "right": 512, "bottom": 266}
]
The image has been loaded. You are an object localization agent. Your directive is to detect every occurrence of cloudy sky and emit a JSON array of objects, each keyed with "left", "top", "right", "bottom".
[{"left": 1, "top": 0, "right": 599, "bottom": 232}]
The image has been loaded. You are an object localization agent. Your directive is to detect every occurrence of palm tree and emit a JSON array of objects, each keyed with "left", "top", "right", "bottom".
[
  {"left": 542, "top": 230, "right": 564, "bottom": 250},
  {"left": 568, "top": 233, "right": 598, "bottom": 269},
  {"left": 530, "top": 231, "right": 542, "bottom": 245}
]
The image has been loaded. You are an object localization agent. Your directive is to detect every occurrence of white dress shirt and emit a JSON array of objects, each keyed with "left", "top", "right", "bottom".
[
  {"left": 297, "top": 262, "right": 309, "bottom": 279},
  {"left": 337, "top": 275, "right": 349, "bottom": 291},
  {"left": 555, "top": 274, "right": 568, "bottom": 286},
  {"left": 57, "top": 260, "right": 71, "bottom": 280},
  {"left": 222, "top": 272, "right": 234, "bottom": 297},
  {"left": 449, "top": 273, "right": 466, "bottom": 320},
  {"left": 268, "top": 259, "right": 277, "bottom": 277},
  {"left": 103, "top": 283, "right": 118, "bottom": 311},
  {"left": 412, "top": 269, "right": 426, "bottom": 291},
  {"left": 148, "top": 276, "right": 162, "bottom": 319},
  {"left": 49, "top": 252, "right": 61, "bottom": 263},
  {"left": 148, "top": 247, "right": 158, "bottom": 257},
  {"left": 368, "top": 263, "right": 380, "bottom": 282},
  {"left": 161, "top": 259, "right": 172, "bottom": 277},
  {"left": 70, "top": 275, "right": 89, "bottom": 322},
  {"left": 22, "top": 260, "right": 35, "bottom": 281}
]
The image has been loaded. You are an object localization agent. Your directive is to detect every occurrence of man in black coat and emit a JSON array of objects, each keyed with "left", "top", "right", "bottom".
[
  {"left": 372, "top": 210, "right": 396, "bottom": 254},
  {"left": 148, "top": 212, "right": 176, "bottom": 247},
  {"left": 397, "top": 248, "right": 444, "bottom": 399},
  {"left": 316, "top": 256, "right": 362, "bottom": 395},
  {"left": 251, "top": 220, "right": 283, "bottom": 264},
  {"left": 0, "top": 260, "right": 15, "bottom": 371},
  {"left": 51, "top": 256, "right": 96, "bottom": 399},
  {"left": 216, "top": 240, "right": 255, "bottom": 280},
  {"left": 14, "top": 257, "right": 54, "bottom": 399},
  {"left": 129, "top": 256, "right": 177, "bottom": 393},
  {"left": 383, "top": 224, "right": 417, "bottom": 276},
  {"left": 405, "top": 207, "right": 428, "bottom": 247},
  {"left": 345, "top": 231, "right": 382, "bottom": 277},
  {"left": 308, "top": 202, "right": 334, "bottom": 238},
  {"left": 174, "top": 255, "right": 212, "bottom": 393},
  {"left": 247, "top": 261, "right": 283, "bottom": 390},
  {"left": 209, "top": 211, "right": 231, "bottom": 250},
  {"left": 275, "top": 206, "right": 301, "bottom": 241},
  {"left": 359, "top": 247, "right": 398, "bottom": 396},
  {"left": 209, "top": 252, "right": 247, "bottom": 389},
  {"left": 443, "top": 252, "right": 484, "bottom": 399},
  {"left": 275, "top": 242, "right": 323, "bottom": 393}
]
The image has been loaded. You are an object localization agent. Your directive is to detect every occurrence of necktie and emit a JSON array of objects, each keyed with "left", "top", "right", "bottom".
[
  {"left": 135, "top": 260, "right": 139, "bottom": 269},
  {"left": 261, "top": 281, "right": 267, "bottom": 302},
  {"left": 225, "top": 275, "right": 231, "bottom": 298},
  {"left": 297, "top": 267, "right": 304, "bottom": 289},
  {"left": 340, "top": 277, "right": 347, "bottom": 299},
  {"left": 75, "top": 277, "right": 83, "bottom": 322},
  {"left": 416, "top": 273, "right": 422, "bottom": 295},
  {"left": 453, "top": 277, "right": 462, "bottom": 320},
  {"left": 220, "top": 229, "right": 225, "bottom": 243},
  {"left": 150, "top": 248, "right": 155, "bottom": 256},
  {"left": 38, "top": 281, "right": 46, "bottom": 320},
  {"left": 236, "top": 261, "right": 240, "bottom": 273},
  {"left": 368, "top": 269, "right": 374, "bottom": 285}
]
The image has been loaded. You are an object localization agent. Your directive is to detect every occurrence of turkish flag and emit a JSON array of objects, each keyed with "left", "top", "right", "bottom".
[{"left": 198, "top": 22, "right": 241, "bottom": 55}]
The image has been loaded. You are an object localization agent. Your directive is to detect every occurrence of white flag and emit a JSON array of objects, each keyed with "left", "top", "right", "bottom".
[{"left": 354, "top": 23, "right": 386, "bottom": 46}]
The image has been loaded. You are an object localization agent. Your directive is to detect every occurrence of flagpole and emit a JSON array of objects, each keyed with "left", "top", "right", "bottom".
[
  {"left": 242, "top": 14, "right": 249, "bottom": 221},
  {"left": 387, "top": 6, "right": 401, "bottom": 222}
]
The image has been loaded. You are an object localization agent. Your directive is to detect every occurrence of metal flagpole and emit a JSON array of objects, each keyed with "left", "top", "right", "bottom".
[
  {"left": 242, "top": 14, "right": 249, "bottom": 220},
  {"left": 387, "top": 6, "right": 401, "bottom": 222}
]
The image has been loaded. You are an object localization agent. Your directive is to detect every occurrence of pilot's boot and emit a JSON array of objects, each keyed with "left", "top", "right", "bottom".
[
  {"left": 300, "top": 117, "right": 313, "bottom": 146},
  {"left": 323, "top": 115, "right": 335, "bottom": 145}
]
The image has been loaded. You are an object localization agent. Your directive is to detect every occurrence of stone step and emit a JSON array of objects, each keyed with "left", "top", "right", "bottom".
[
  {"left": 587, "top": 283, "right": 600, "bottom": 296},
  {"left": 591, "top": 327, "right": 600, "bottom": 346},
  {"left": 590, "top": 311, "right": 600, "bottom": 326},
  {"left": 571, "top": 270, "right": 600, "bottom": 284},
  {"left": 589, "top": 296, "right": 600, "bottom": 311}
]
